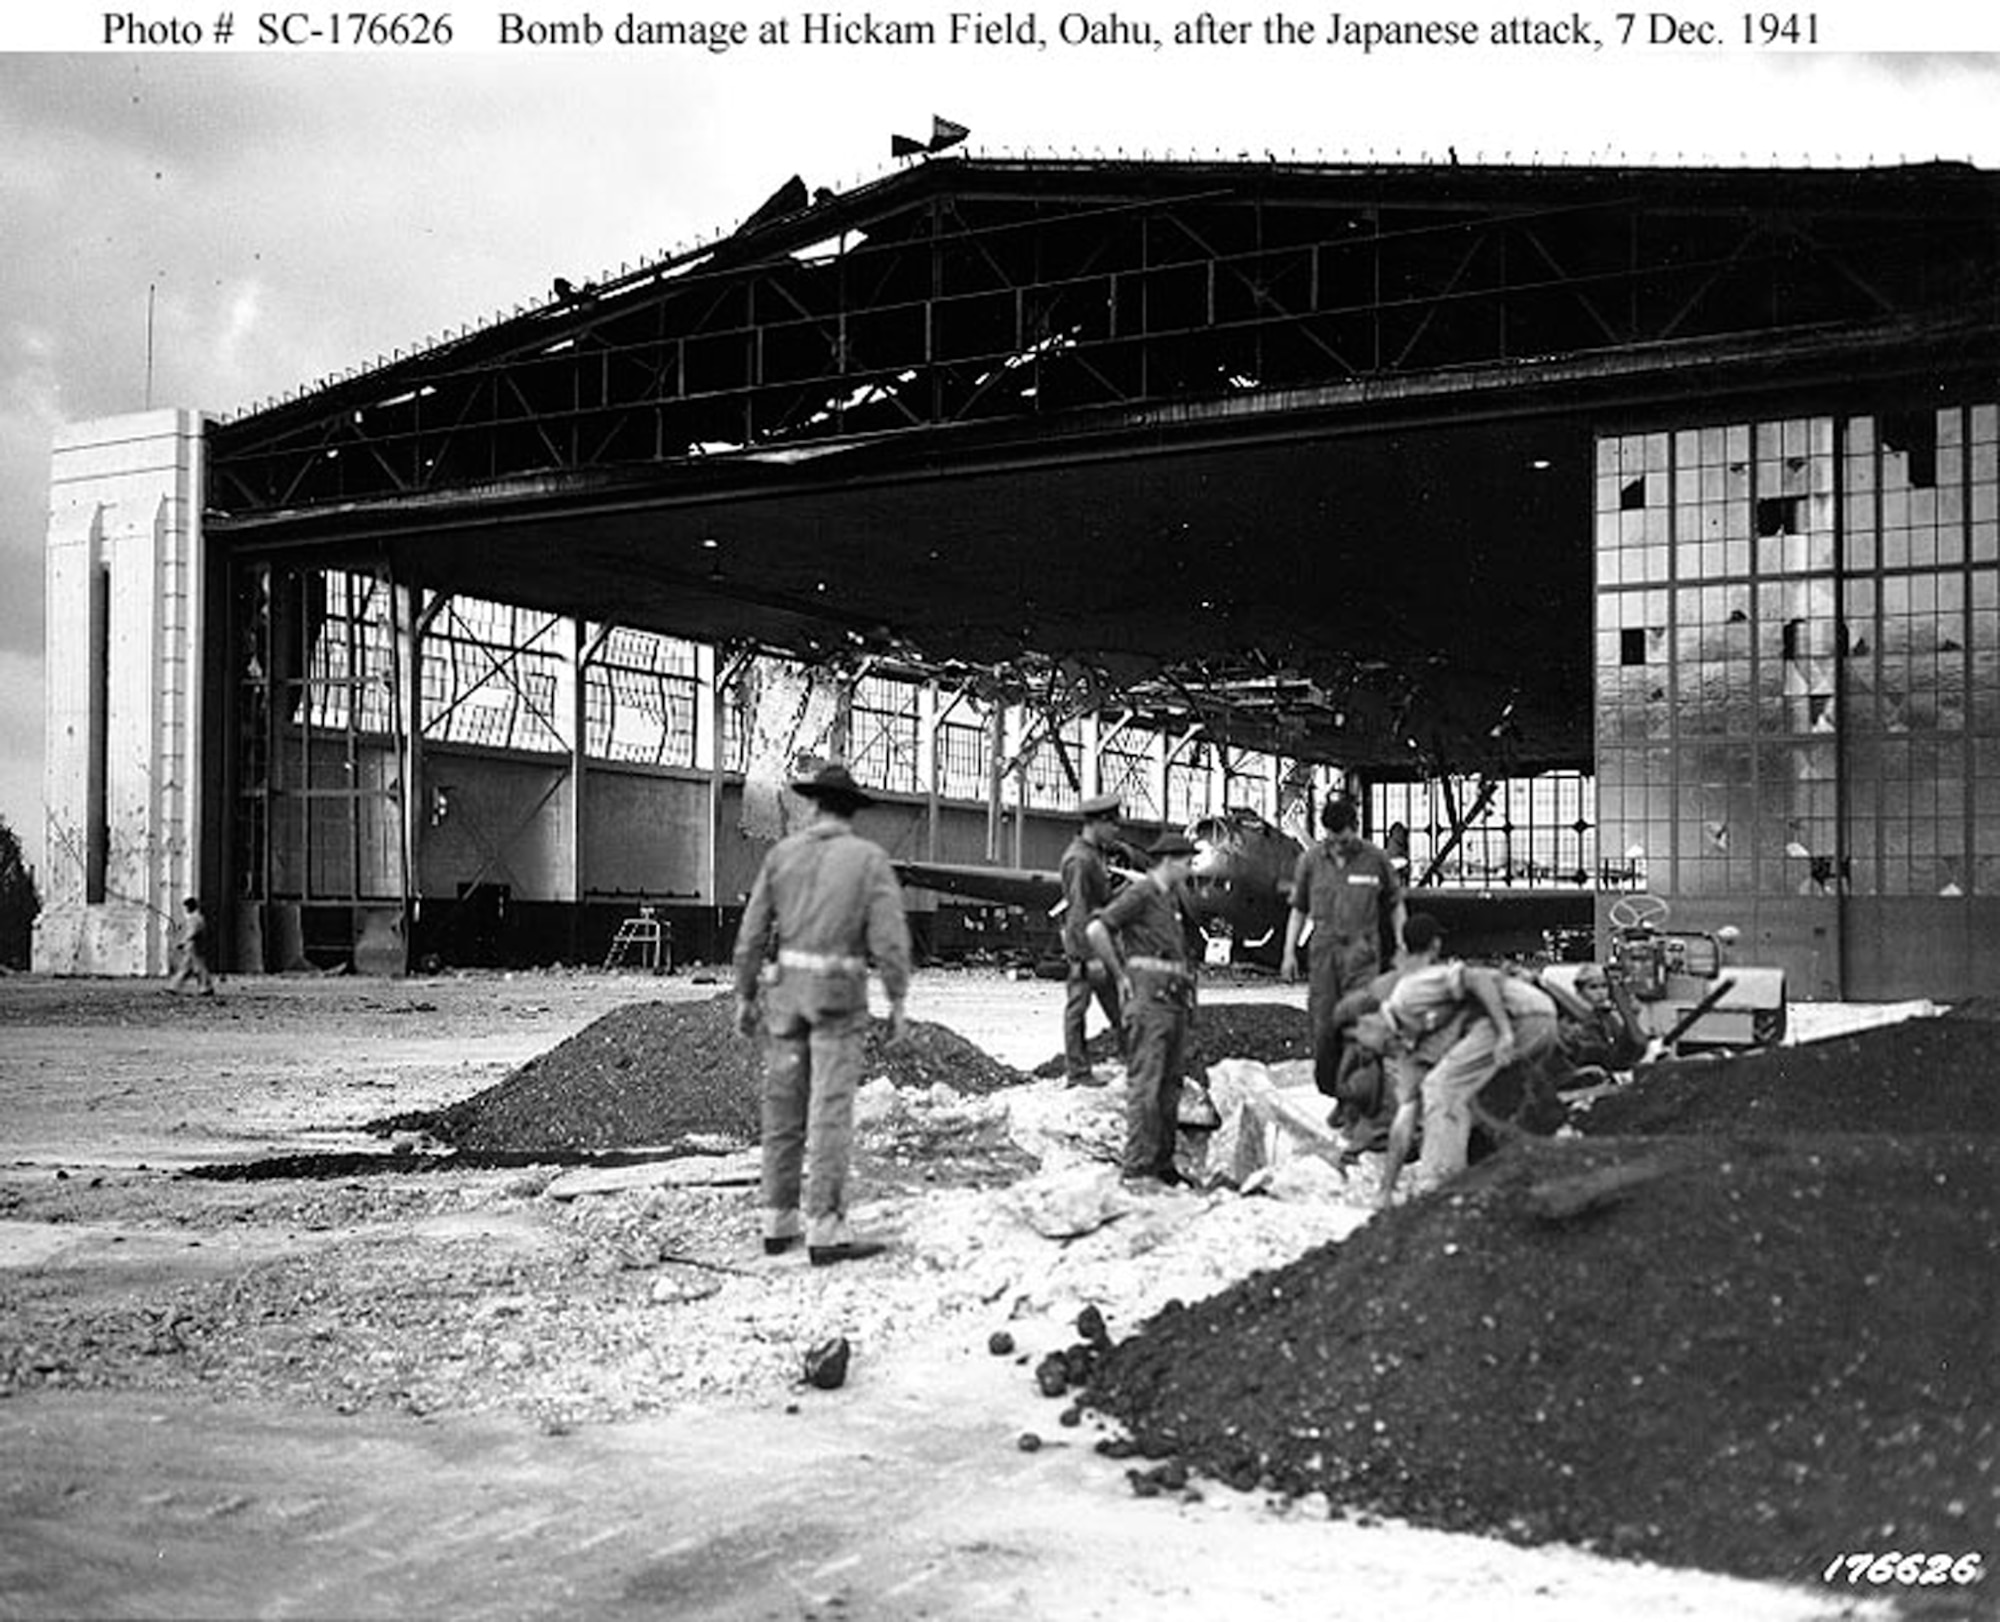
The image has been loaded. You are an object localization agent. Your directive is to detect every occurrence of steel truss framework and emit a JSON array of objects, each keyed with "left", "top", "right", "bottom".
[
  {"left": 228, "top": 560, "right": 1408, "bottom": 911},
  {"left": 209, "top": 159, "right": 2000, "bottom": 513}
]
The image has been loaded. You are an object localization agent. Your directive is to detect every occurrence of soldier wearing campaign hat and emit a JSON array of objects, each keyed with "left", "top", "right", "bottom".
[
  {"left": 732, "top": 760, "right": 911, "bottom": 1266},
  {"left": 1058, "top": 790, "right": 1129, "bottom": 1085},
  {"left": 1085, "top": 829, "right": 1201, "bottom": 1189}
]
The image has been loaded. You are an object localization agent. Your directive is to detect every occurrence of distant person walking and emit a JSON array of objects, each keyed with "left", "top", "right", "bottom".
[
  {"left": 733, "top": 763, "right": 912, "bottom": 1266},
  {"left": 166, "top": 896, "right": 214, "bottom": 996}
]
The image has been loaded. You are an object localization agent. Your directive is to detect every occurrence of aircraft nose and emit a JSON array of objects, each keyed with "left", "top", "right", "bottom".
[{"left": 1188, "top": 831, "right": 1228, "bottom": 877}]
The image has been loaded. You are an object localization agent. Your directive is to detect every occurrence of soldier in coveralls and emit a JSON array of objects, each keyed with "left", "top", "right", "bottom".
[
  {"left": 1281, "top": 795, "right": 1405, "bottom": 1083},
  {"left": 1370, "top": 955, "right": 1561, "bottom": 1207},
  {"left": 1086, "top": 831, "right": 1199, "bottom": 1190},
  {"left": 733, "top": 762, "right": 912, "bottom": 1266},
  {"left": 1060, "top": 790, "right": 1127, "bottom": 1084}
]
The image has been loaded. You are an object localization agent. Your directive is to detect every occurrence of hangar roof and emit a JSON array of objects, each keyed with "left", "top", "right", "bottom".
[{"left": 205, "top": 157, "right": 2000, "bottom": 774}]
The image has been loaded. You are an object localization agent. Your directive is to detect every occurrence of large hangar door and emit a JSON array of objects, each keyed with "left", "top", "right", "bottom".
[
  {"left": 227, "top": 561, "right": 410, "bottom": 970},
  {"left": 1591, "top": 402, "right": 2000, "bottom": 1003},
  {"left": 1590, "top": 419, "right": 1845, "bottom": 999}
]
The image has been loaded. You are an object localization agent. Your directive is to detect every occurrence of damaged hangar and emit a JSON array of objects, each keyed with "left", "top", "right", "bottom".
[{"left": 35, "top": 155, "right": 2000, "bottom": 999}]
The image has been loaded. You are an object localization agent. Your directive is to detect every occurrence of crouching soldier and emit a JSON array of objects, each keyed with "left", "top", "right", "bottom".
[
  {"left": 1372, "top": 955, "right": 1561, "bottom": 1208},
  {"left": 1542, "top": 961, "right": 1651, "bottom": 1085},
  {"left": 1319, "top": 912, "right": 1448, "bottom": 1153},
  {"left": 1086, "top": 831, "right": 1200, "bottom": 1192}
]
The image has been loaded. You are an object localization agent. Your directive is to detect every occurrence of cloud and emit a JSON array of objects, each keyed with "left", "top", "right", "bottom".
[
  {"left": 0, "top": 329, "right": 60, "bottom": 663},
  {"left": 0, "top": 647, "right": 44, "bottom": 875}
]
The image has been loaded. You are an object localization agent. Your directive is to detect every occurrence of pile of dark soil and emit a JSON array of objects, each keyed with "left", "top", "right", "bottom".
[
  {"left": 369, "top": 994, "right": 1028, "bottom": 1153},
  {"left": 1582, "top": 1005, "right": 2000, "bottom": 1138},
  {"left": 1082, "top": 1010, "right": 2000, "bottom": 1591},
  {"left": 1031, "top": 1000, "right": 1313, "bottom": 1079}
]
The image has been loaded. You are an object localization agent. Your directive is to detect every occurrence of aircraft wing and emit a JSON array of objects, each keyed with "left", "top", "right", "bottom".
[{"left": 891, "top": 860, "right": 1066, "bottom": 915}]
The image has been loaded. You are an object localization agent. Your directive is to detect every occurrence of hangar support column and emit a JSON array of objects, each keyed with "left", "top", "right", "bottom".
[{"left": 35, "top": 409, "right": 208, "bottom": 976}]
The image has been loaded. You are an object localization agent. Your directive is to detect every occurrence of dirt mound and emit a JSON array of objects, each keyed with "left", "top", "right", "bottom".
[
  {"left": 371, "top": 994, "right": 1029, "bottom": 1153},
  {"left": 1079, "top": 1010, "right": 2000, "bottom": 1586},
  {"left": 1581, "top": 1009, "right": 2000, "bottom": 1137},
  {"left": 1031, "top": 1000, "right": 1313, "bottom": 1079},
  {"left": 1082, "top": 1133, "right": 2000, "bottom": 1586}
]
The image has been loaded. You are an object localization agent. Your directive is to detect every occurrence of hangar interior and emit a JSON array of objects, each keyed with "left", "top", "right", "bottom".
[{"left": 35, "top": 156, "right": 2000, "bottom": 999}]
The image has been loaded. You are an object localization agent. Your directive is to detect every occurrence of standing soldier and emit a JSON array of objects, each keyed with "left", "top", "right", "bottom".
[
  {"left": 1086, "top": 831, "right": 1200, "bottom": 1191},
  {"left": 733, "top": 762, "right": 912, "bottom": 1266},
  {"left": 1281, "top": 795, "right": 1405, "bottom": 1084},
  {"left": 1059, "top": 791, "right": 1126, "bottom": 1085}
]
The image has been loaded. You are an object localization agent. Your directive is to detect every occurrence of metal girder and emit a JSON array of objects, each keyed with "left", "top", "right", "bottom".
[{"left": 207, "top": 159, "right": 2000, "bottom": 518}]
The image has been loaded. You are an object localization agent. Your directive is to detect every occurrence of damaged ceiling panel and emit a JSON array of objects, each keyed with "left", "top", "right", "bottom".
[{"left": 204, "top": 156, "right": 2000, "bottom": 775}]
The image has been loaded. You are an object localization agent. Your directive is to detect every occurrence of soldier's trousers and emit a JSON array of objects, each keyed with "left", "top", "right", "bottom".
[
  {"left": 1063, "top": 958, "right": 1123, "bottom": 1078},
  {"left": 1412, "top": 1010, "right": 1560, "bottom": 1189},
  {"left": 1121, "top": 978, "right": 1189, "bottom": 1179},
  {"left": 759, "top": 1006, "right": 867, "bottom": 1247}
]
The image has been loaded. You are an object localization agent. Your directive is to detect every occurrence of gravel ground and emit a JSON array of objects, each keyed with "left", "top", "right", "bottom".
[
  {"left": 0, "top": 975, "right": 1340, "bottom": 1431},
  {"left": 0, "top": 1094, "right": 1340, "bottom": 1428},
  {"left": 1, "top": 970, "right": 1989, "bottom": 1617}
]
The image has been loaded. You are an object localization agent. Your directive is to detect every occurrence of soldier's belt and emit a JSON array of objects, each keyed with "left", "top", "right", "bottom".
[
  {"left": 777, "top": 949, "right": 867, "bottom": 973},
  {"left": 1127, "top": 955, "right": 1192, "bottom": 977}
]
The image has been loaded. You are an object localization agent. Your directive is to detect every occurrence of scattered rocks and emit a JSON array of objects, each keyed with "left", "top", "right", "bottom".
[
  {"left": 1029, "top": 1306, "right": 1119, "bottom": 1401},
  {"left": 802, "top": 1336, "right": 851, "bottom": 1391}
]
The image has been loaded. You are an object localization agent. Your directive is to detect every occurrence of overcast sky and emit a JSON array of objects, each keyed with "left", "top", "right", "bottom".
[{"left": 2, "top": 21, "right": 1997, "bottom": 884}]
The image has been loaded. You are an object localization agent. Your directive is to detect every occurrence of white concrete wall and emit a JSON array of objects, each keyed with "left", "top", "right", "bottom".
[{"left": 34, "top": 410, "right": 206, "bottom": 975}]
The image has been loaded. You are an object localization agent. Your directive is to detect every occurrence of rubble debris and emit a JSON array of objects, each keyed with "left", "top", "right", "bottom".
[
  {"left": 1002, "top": 1166, "right": 1133, "bottom": 1240},
  {"left": 803, "top": 1336, "right": 851, "bottom": 1391},
  {"left": 1127, "top": 1459, "right": 1189, "bottom": 1497},
  {"left": 541, "top": 1152, "right": 761, "bottom": 1201},
  {"left": 1029, "top": 1308, "right": 1119, "bottom": 1401}
]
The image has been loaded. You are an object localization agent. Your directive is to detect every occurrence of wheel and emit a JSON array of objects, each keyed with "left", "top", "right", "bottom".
[{"left": 1608, "top": 893, "right": 1672, "bottom": 931}]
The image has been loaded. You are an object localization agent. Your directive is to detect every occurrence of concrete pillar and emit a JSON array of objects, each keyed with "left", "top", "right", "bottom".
[{"left": 35, "top": 409, "right": 206, "bottom": 975}]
